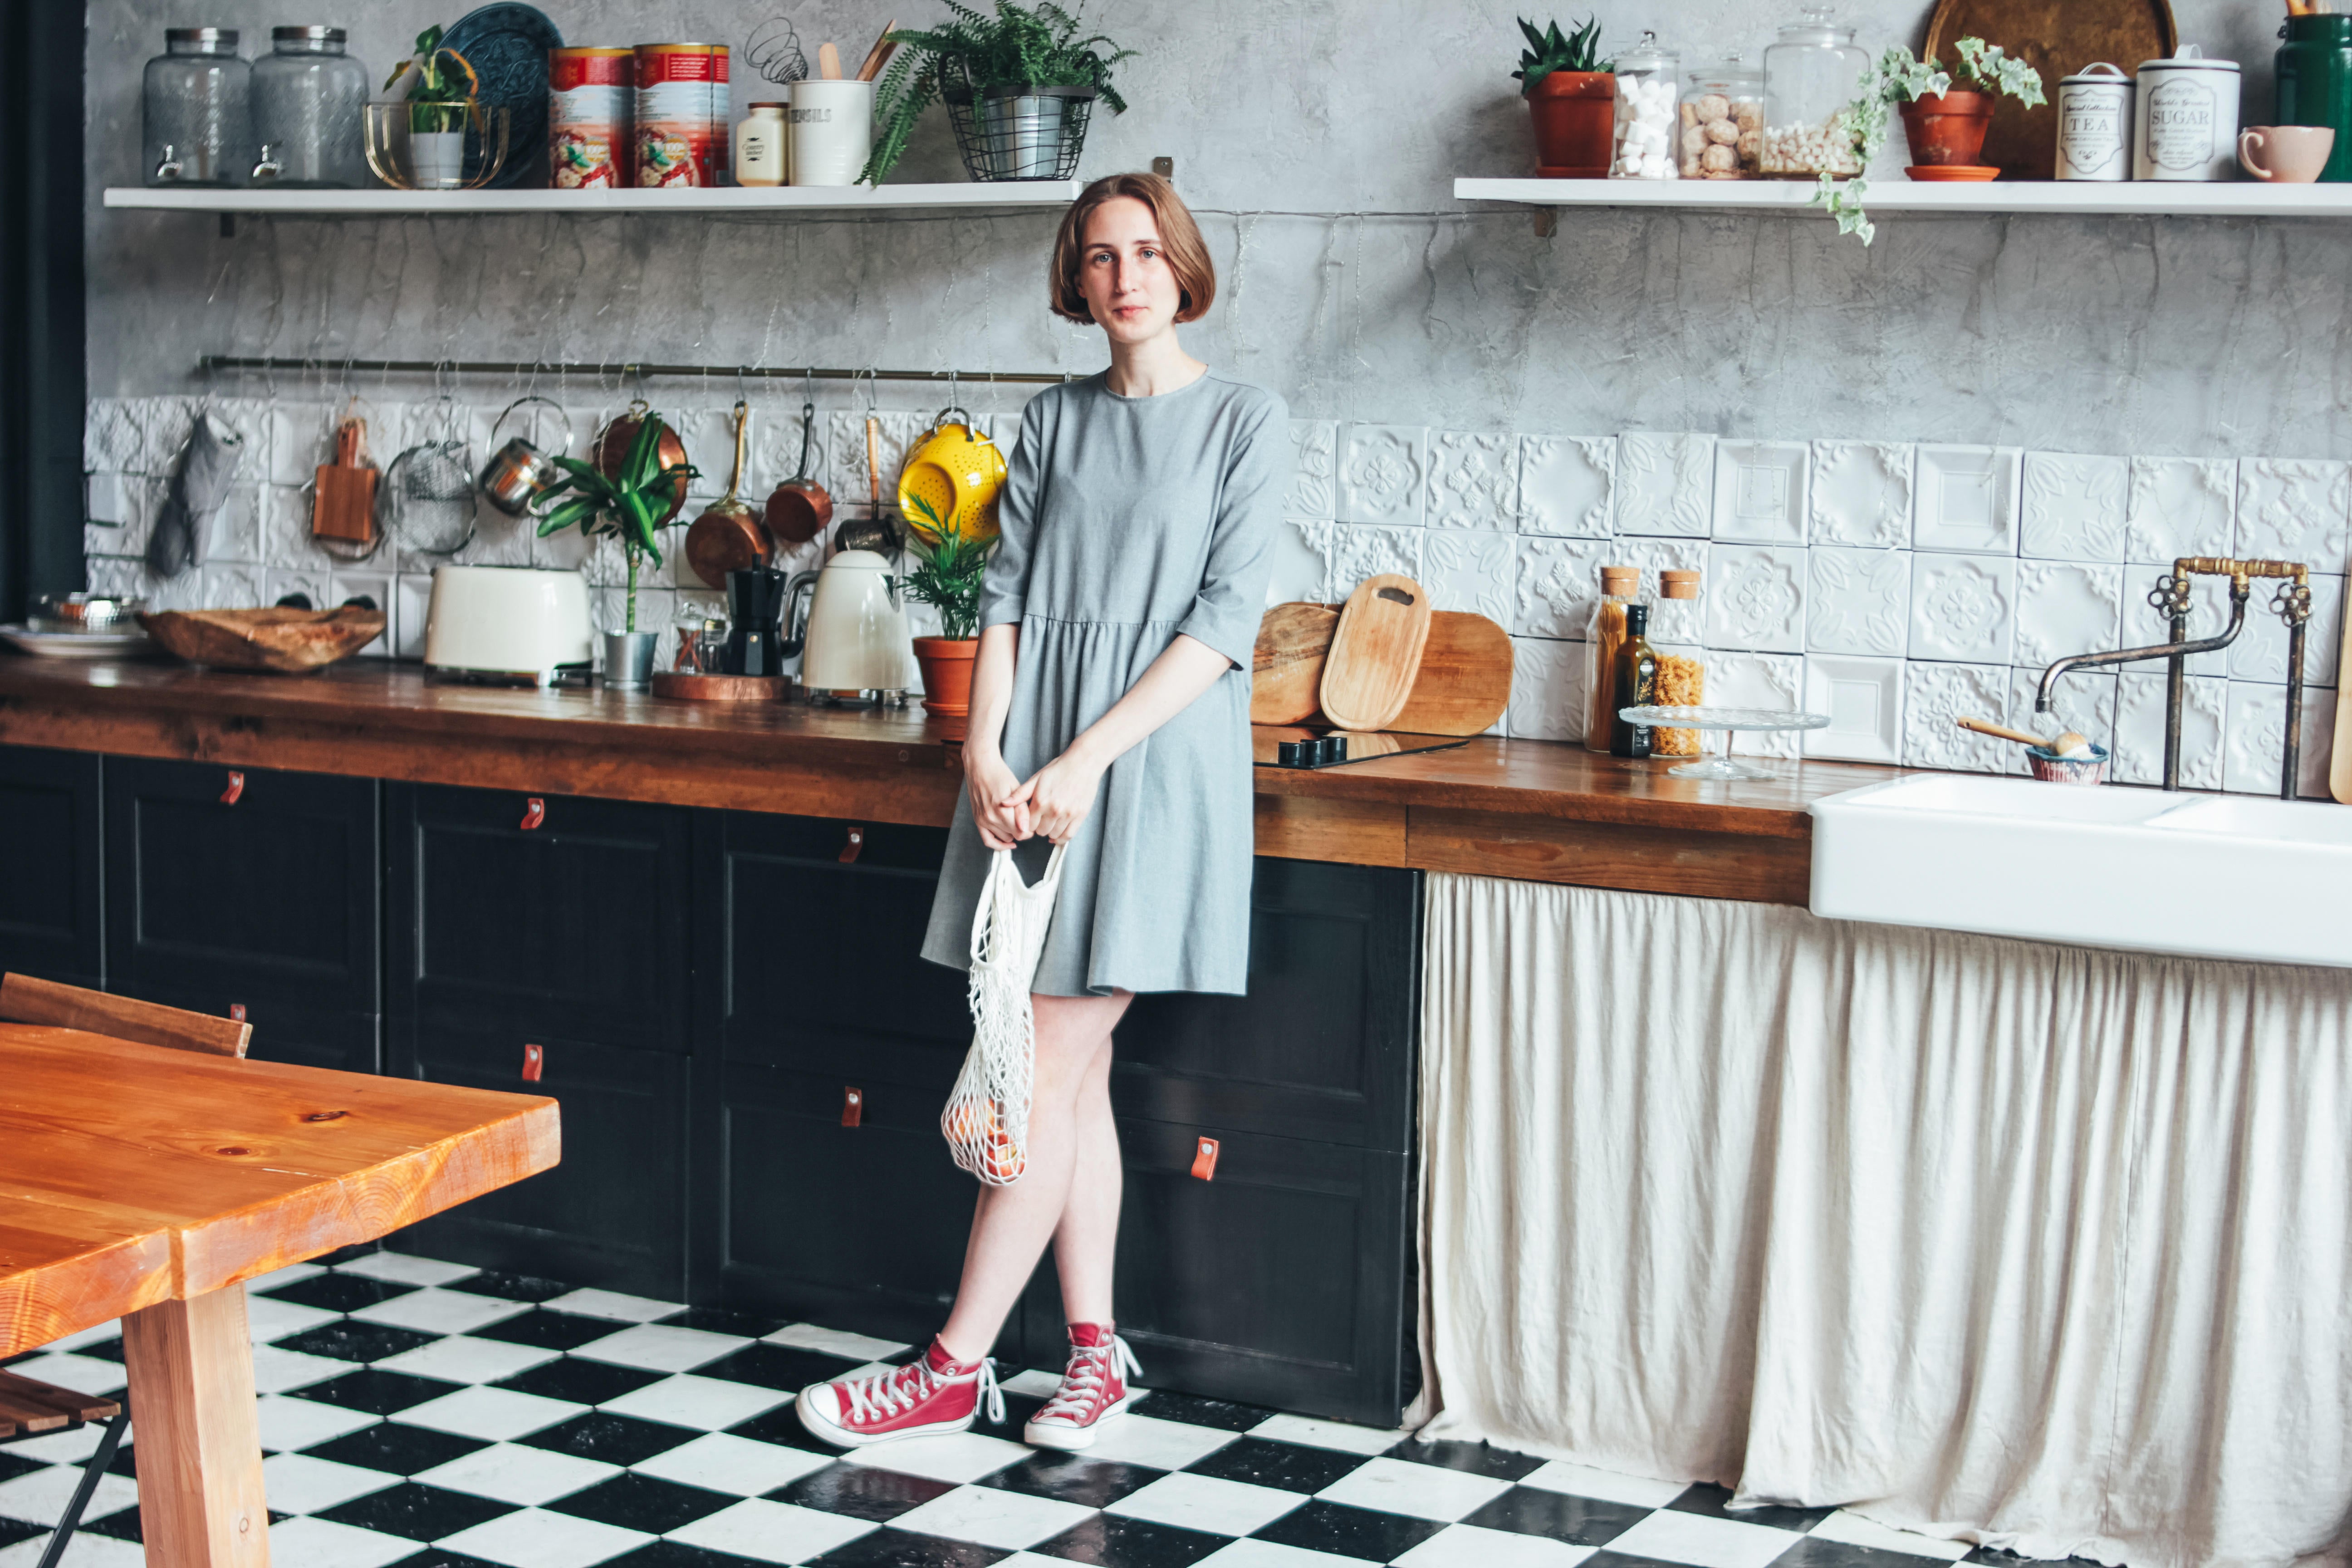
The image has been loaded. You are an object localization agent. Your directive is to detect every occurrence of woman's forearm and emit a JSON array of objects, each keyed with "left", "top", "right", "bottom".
[
  {"left": 1062, "top": 633, "right": 1233, "bottom": 772},
  {"left": 962, "top": 623, "right": 1021, "bottom": 764}
]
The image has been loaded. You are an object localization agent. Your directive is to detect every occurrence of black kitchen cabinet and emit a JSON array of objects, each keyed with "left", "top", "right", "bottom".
[
  {"left": 386, "top": 784, "right": 693, "bottom": 1298},
  {"left": 0, "top": 745, "right": 103, "bottom": 987}
]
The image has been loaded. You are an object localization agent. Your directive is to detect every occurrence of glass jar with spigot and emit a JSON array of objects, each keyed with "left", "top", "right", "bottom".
[
  {"left": 250, "top": 27, "right": 369, "bottom": 187},
  {"left": 143, "top": 28, "right": 251, "bottom": 186}
]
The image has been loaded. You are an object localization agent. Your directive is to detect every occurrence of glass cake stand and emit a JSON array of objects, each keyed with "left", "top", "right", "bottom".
[{"left": 1616, "top": 704, "right": 1832, "bottom": 779}]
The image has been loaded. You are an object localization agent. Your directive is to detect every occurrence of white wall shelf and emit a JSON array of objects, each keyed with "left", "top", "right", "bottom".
[
  {"left": 1456, "top": 176, "right": 2352, "bottom": 219},
  {"left": 102, "top": 181, "right": 1080, "bottom": 216}
]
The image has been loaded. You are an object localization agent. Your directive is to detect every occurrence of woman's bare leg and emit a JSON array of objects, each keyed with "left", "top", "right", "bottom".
[
  {"left": 1053, "top": 1039, "right": 1123, "bottom": 1324},
  {"left": 937, "top": 990, "right": 1132, "bottom": 1362}
]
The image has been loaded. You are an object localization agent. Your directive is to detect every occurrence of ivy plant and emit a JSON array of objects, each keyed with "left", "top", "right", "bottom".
[
  {"left": 1513, "top": 16, "right": 1612, "bottom": 94},
  {"left": 1814, "top": 38, "right": 2044, "bottom": 245},
  {"left": 862, "top": 1, "right": 1134, "bottom": 186}
]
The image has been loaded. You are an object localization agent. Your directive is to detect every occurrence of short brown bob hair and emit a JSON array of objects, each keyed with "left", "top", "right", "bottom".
[{"left": 1050, "top": 172, "right": 1216, "bottom": 326}]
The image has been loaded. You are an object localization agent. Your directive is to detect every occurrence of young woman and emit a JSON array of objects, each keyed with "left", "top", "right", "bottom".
[{"left": 796, "top": 172, "right": 1287, "bottom": 1452}]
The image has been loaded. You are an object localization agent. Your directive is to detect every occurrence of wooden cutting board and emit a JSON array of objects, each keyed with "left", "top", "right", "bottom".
[
  {"left": 2333, "top": 610, "right": 2352, "bottom": 803},
  {"left": 1393, "top": 612, "right": 1514, "bottom": 736},
  {"left": 1319, "top": 574, "right": 1433, "bottom": 732},
  {"left": 1252, "top": 603, "right": 1339, "bottom": 725}
]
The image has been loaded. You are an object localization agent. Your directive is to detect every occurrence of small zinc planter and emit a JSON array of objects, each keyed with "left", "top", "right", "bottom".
[
  {"left": 912, "top": 636, "right": 979, "bottom": 716},
  {"left": 1528, "top": 71, "right": 1618, "bottom": 176},
  {"left": 1900, "top": 88, "right": 1996, "bottom": 168}
]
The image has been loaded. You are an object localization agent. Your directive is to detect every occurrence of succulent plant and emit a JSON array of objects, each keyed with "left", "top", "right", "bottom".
[{"left": 1513, "top": 16, "right": 1612, "bottom": 95}]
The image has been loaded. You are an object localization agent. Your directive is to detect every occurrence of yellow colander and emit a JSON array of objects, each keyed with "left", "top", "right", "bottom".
[{"left": 898, "top": 409, "right": 1007, "bottom": 545}]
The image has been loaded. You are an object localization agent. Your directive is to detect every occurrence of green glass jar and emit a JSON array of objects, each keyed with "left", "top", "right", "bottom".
[{"left": 2275, "top": 14, "right": 2352, "bottom": 181}]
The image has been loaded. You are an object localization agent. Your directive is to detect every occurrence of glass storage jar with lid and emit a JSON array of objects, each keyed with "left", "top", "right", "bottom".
[
  {"left": 1680, "top": 56, "right": 1764, "bottom": 178},
  {"left": 1760, "top": 8, "right": 1869, "bottom": 176},
  {"left": 1647, "top": 569, "right": 1707, "bottom": 756},
  {"left": 250, "top": 27, "right": 368, "bottom": 187},
  {"left": 143, "top": 28, "right": 251, "bottom": 186},
  {"left": 1612, "top": 34, "right": 1682, "bottom": 179}
]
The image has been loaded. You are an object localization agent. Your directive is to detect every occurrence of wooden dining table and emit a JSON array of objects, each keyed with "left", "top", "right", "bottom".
[{"left": 0, "top": 1021, "right": 559, "bottom": 1566}]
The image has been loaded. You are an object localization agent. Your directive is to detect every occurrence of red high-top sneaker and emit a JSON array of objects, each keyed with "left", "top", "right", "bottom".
[
  {"left": 1022, "top": 1323, "right": 1141, "bottom": 1451},
  {"left": 797, "top": 1337, "right": 1004, "bottom": 1447}
]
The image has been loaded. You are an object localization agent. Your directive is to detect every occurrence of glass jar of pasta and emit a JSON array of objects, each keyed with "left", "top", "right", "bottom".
[{"left": 1648, "top": 569, "right": 1708, "bottom": 758}]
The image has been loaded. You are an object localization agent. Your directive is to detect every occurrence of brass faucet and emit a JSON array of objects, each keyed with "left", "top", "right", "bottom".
[{"left": 2034, "top": 557, "right": 2313, "bottom": 799}]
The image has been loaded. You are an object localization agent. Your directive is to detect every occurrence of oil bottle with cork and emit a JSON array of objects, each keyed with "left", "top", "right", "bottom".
[
  {"left": 1608, "top": 602, "right": 1662, "bottom": 758},
  {"left": 1584, "top": 565, "right": 1644, "bottom": 752}
]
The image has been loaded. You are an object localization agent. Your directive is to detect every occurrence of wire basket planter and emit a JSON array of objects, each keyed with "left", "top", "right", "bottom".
[{"left": 942, "top": 74, "right": 1095, "bottom": 181}]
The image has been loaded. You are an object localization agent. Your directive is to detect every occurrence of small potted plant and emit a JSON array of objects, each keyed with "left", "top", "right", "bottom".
[
  {"left": 1514, "top": 16, "right": 1616, "bottom": 177},
  {"left": 1814, "top": 38, "right": 2044, "bottom": 243},
  {"left": 382, "top": 25, "right": 478, "bottom": 187},
  {"left": 863, "top": 1, "right": 1133, "bottom": 186},
  {"left": 531, "top": 413, "right": 698, "bottom": 690},
  {"left": 890, "top": 494, "right": 995, "bottom": 716}
]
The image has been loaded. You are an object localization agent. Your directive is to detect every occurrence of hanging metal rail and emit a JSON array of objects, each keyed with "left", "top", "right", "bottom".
[{"left": 196, "top": 355, "right": 1076, "bottom": 386}]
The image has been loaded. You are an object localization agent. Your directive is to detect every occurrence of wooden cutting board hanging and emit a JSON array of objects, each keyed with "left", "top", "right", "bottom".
[
  {"left": 1922, "top": 0, "right": 2176, "bottom": 179},
  {"left": 1252, "top": 603, "right": 1340, "bottom": 725},
  {"left": 1319, "top": 574, "right": 1433, "bottom": 732},
  {"left": 1392, "top": 612, "right": 1514, "bottom": 736},
  {"left": 2332, "top": 612, "right": 2352, "bottom": 803}
]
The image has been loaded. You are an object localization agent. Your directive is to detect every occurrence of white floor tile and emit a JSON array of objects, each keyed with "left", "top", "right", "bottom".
[
  {"left": 1249, "top": 1413, "right": 1410, "bottom": 1456},
  {"left": 246, "top": 1294, "right": 340, "bottom": 1344},
  {"left": 262, "top": 1451, "right": 400, "bottom": 1513},
  {"left": 255, "top": 1394, "right": 377, "bottom": 1453},
  {"left": 397, "top": 1385, "right": 586, "bottom": 1442},
  {"left": 841, "top": 1430, "right": 1033, "bottom": 1485},
  {"left": 0, "top": 1465, "right": 138, "bottom": 1526},
  {"left": 1604, "top": 1509, "right": 1806, "bottom": 1568},
  {"left": 414, "top": 1441, "right": 619, "bottom": 1506},
  {"left": 2, "top": 1354, "right": 125, "bottom": 1397},
  {"left": 598, "top": 1374, "right": 787, "bottom": 1431},
  {"left": 245, "top": 1261, "right": 329, "bottom": 1295},
  {"left": 374, "top": 1334, "right": 562, "bottom": 1386},
  {"left": 1000, "top": 1368, "right": 1067, "bottom": 1398},
  {"left": 0, "top": 1420, "right": 121, "bottom": 1465},
  {"left": 1317, "top": 1456, "right": 1515, "bottom": 1522},
  {"left": 1519, "top": 1460, "right": 1690, "bottom": 1509},
  {"left": 665, "top": 1497, "right": 877, "bottom": 1564},
  {"left": 570, "top": 1323, "right": 747, "bottom": 1374},
  {"left": 1197, "top": 1540, "right": 1384, "bottom": 1568},
  {"left": 0, "top": 1530, "right": 147, "bottom": 1566},
  {"left": 249, "top": 1345, "right": 356, "bottom": 1394},
  {"left": 36, "top": 1322, "right": 121, "bottom": 1355},
  {"left": 1107, "top": 1471, "right": 1306, "bottom": 1537},
  {"left": 255, "top": 1516, "right": 422, "bottom": 1568},
  {"left": 1080, "top": 1411, "right": 1241, "bottom": 1470},
  {"left": 627, "top": 1431, "right": 836, "bottom": 1496},
  {"left": 350, "top": 1287, "right": 529, "bottom": 1336},
  {"left": 1811, "top": 1509, "right": 1972, "bottom": 1560},
  {"left": 1394, "top": 1522, "right": 1599, "bottom": 1567},
  {"left": 434, "top": 1506, "right": 653, "bottom": 1568},
  {"left": 333, "top": 1252, "right": 481, "bottom": 1287},
  {"left": 539, "top": 1288, "right": 683, "bottom": 1324},
  {"left": 890, "top": 1482, "right": 1098, "bottom": 1549},
  {"left": 761, "top": 1323, "right": 909, "bottom": 1361}
]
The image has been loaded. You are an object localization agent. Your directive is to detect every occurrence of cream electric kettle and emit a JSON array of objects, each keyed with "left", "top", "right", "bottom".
[{"left": 784, "top": 550, "right": 916, "bottom": 698}]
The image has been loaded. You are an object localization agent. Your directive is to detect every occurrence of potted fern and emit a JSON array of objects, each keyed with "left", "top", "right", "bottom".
[
  {"left": 1814, "top": 38, "right": 2044, "bottom": 242},
  {"left": 1515, "top": 16, "right": 1616, "bottom": 178},
  {"left": 862, "top": 2, "right": 1133, "bottom": 185},
  {"left": 530, "top": 412, "right": 698, "bottom": 690},
  {"left": 890, "top": 495, "right": 995, "bottom": 716}
]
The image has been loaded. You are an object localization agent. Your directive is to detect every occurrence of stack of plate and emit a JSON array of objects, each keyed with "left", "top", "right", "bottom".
[{"left": 1, "top": 594, "right": 156, "bottom": 659}]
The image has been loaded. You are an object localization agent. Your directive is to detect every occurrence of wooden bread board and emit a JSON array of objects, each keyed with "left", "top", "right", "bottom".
[
  {"left": 1320, "top": 575, "right": 1433, "bottom": 731},
  {"left": 1252, "top": 603, "right": 1339, "bottom": 724},
  {"left": 1392, "top": 612, "right": 1514, "bottom": 735}
]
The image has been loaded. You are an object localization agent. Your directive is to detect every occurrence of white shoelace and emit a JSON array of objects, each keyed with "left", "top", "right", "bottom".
[
  {"left": 841, "top": 1354, "right": 1004, "bottom": 1426},
  {"left": 1037, "top": 1335, "right": 1142, "bottom": 1422}
]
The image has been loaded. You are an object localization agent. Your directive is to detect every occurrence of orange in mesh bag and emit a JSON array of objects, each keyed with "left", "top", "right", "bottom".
[{"left": 942, "top": 844, "right": 1067, "bottom": 1185}]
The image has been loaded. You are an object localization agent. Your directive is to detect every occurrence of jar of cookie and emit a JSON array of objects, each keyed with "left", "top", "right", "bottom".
[{"left": 1679, "top": 57, "right": 1763, "bottom": 179}]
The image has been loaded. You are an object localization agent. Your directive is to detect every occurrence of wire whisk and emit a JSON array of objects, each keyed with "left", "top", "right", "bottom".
[{"left": 745, "top": 16, "right": 810, "bottom": 85}]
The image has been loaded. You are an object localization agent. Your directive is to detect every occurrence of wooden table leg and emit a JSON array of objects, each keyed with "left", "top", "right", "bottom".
[{"left": 120, "top": 1285, "right": 269, "bottom": 1567}]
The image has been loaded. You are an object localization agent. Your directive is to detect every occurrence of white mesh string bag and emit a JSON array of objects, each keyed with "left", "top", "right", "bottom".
[{"left": 943, "top": 843, "right": 1067, "bottom": 1185}]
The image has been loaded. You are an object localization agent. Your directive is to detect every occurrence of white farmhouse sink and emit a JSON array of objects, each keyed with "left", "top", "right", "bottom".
[{"left": 1810, "top": 775, "right": 2352, "bottom": 968}]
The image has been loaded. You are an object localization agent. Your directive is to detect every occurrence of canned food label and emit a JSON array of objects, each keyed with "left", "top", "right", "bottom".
[
  {"left": 2147, "top": 76, "right": 2216, "bottom": 171},
  {"left": 550, "top": 51, "right": 632, "bottom": 189},
  {"left": 635, "top": 45, "right": 730, "bottom": 188}
]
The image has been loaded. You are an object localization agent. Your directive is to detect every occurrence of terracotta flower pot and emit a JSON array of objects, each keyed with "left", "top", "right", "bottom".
[
  {"left": 912, "top": 635, "right": 979, "bottom": 717},
  {"left": 1900, "top": 89, "right": 1996, "bottom": 167},
  {"left": 1527, "top": 71, "right": 1617, "bottom": 177}
]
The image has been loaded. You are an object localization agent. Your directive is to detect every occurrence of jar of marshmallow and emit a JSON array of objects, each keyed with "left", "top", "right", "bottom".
[
  {"left": 1760, "top": 7, "right": 1869, "bottom": 177},
  {"left": 1611, "top": 35, "right": 1682, "bottom": 180},
  {"left": 1679, "top": 57, "right": 1763, "bottom": 178}
]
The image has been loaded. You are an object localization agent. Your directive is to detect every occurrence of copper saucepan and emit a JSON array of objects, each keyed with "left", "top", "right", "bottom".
[
  {"left": 686, "top": 401, "right": 774, "bottom": 589},
  {"left": 763, "top": 399, "right": 833, "bottom": 546},
  {"left": 593, "top": 398, "right": 692, "bottom": 525}
]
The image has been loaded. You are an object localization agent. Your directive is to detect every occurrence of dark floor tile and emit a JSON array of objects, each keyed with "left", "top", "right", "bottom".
[
  {"left": 473, "top": 1310, "right": 626, "bottom": 1352},
  {"left": 1588, "top": 1553, "right": 1739, "bottom": 1568},
  {"left": 692, "top": 1343, "right": 863, "bottom": 1393},
  {"left": 770, "top": 1462, "right": 954, "bottom": 1522},
  {"left": 1464, "top": 1484, "right": 1651, "bottom": 1546},
  {"left": 0, "top": 1518, "right": 46, "bottom": 1551},
  {"left": 494, "top": 1356, "right": 666, "bottom": 1406},
  {"left": 72, "top": 1338, "right": 125, "bottom": 1363},
  {"left": 1124, "top": 1390, "right": 1275, "bottom": 1433},
  {"left": 84, "top": 1505, "right": 141, "bottom": 1543},
  {"left": 549, "top": 1472, "right": 735, "bottom": 1534},
  {"left": 445, "top": 1271, "right": 573, "bottom": 1303},
  {"left": 1031, "top": 1513, "right": 1226, "bottom": 1567},
  {"left": 521, "top": 1411, "right": 697, "bottom": 1466},
  {"left": 1249, "top": 1499, "right": 1445, "bottom": 1561},
  {"left": 318, "top": 1244, "right": 385, "bottom": 1266},
  {"left": 295, "top": 1369, "right": 463, "bottom": 1416},
  {"left": 1381, "top": 1436, "right": 1547, "bottom": 1482},
  {"left": 257, "top": 1273, "right": 417, "bottom": 1313},
  {"left": 601, "top": 1543, "right": 772, "bottom": 1568},
  {"left": 105, "top": 1439, "right": 140, "bottom": 1477},
  {"left": 811, "top": 1527, "right": 1009, "bottom": 1567},
  {"left": 1775, "top": 1537, "right": 1965, "bottom": 1568},
  {"left": 1668, "top": 1481, "right": 1837, "bottom": 1532},
  {"left": 658, "top": 1307, "right": 787, "bottom": 1339},
  {"left": 725, "top": 1403, "right": 839, "bottom": 1454},
  {"left": 271, "top": 1321, "right": 441, "bottom": 1364},
  {"left": 317, "top": 1481, "right": 519, "bottom": 1541},
  {"left": 0, "top": 1451, "right": 46, "bottom": 1484},
  {"left": 304, "top": 1421, "right": 490, "bottom": 1476},
  {"left": 389, "top": 1553, "right": 511, "bottom": 1568},
  {"left": 984, "top": 1453, "right": 1163, "bottom": 1509},
  {"left": 1180, "top": 1436, "right": 1367, "bottom": 1494},
  {"left": 973, "top": 1392, "right": 1048, "bottom": 1437}
]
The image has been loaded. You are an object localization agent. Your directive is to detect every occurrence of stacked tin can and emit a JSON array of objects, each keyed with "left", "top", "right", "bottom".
[
  {"left": 634, "top": 43, "right": 730, "bottom": 187},
  {"left": 549, "top": 47, "right": 632, "bottom": 188}
]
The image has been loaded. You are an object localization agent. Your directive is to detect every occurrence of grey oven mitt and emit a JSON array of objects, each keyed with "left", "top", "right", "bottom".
[{"left": 146, "top": 409, "right": 246, "bottom": 579}]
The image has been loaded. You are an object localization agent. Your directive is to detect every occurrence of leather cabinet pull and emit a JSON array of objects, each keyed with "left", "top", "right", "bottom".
[
  {"left": 522, "top": 1043, "right": 544, "bottom": 1082},
  {"left": 220, "top": 770, "right": 245, "bottom": 805},
  {"left": 1191, "top": 1137, "right": 1219, "bottom": 1181},
  {"left": 841, "top": 1086, "right": 863, "bottom": 1127},
  {"left": 519, "top": 797, "right": 546, "bottom": 831},
  {"left": 229, "top": 1003, "right": 247, "bottom": 1023},
  {"left": 839, "top": 825, "right": 865, "bottom": 864}
]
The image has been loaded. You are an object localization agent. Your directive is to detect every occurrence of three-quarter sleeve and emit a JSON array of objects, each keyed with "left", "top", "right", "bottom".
[
  {"left": 1175, "top": 391, "right": 1290, "bottom": 668},
  {"left": 977, "top": 393, "right": 1052, "bottom": 633}
]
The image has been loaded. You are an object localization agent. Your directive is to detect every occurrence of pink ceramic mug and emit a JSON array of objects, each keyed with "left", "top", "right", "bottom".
[{"left": 2238, "top": 126, "right": 2336, "bottom": 182}]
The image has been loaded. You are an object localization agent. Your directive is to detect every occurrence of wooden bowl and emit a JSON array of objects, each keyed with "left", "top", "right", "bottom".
[{"left": 138, "top": 606, "right": 387, "bottom": 673}]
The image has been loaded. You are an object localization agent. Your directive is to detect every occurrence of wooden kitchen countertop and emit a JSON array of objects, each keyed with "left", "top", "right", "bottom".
[{"left": 0, "top": 658, "right": 1905, "bottom": 904}]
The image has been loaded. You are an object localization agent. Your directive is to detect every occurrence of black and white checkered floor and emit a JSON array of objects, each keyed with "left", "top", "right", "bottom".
[{"left": 1, "top": 1251, "right": 2097, "bottom": 1568}]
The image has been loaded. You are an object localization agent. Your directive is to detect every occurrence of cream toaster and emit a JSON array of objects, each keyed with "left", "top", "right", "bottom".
[{"left": 423, "top": 566, "right": 593, "bottom": 683}]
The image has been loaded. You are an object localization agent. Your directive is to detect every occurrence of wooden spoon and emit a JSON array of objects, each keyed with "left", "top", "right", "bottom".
[
  {"left": 818, "top": 41, "right": 842, "bottom": 79},
  {"left": 855, "top": 20, "right": 898, "bottom": 82},
  {"left": 1957, "top": 715, "right": 2093, "bottom": 755}
]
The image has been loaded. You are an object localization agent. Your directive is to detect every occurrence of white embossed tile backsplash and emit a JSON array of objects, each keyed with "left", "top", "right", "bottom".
[{"left": 78, "top": 399, "right": 2352, "bottom": 798}]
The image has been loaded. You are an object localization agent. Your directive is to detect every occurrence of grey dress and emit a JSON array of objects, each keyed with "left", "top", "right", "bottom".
[{"left": 919, "top": 370, "right": 1289, "bottom": 997}]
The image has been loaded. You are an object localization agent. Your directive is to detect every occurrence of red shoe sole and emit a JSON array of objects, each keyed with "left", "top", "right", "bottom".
[
  {"left": 1022, "top": 1391, "right": 1133, "bottom": 1450},
  {"left": 796, "top": 1391, "right": 978, "bottom": 1449}
]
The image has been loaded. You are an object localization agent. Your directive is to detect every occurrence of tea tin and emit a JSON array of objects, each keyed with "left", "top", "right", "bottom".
[
  {"left": 2132, "top": 46, "right": 2241, "bottom": 181},
  {"left": 2057, "top": 62, "right": 2132, "bottom": 180}
]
